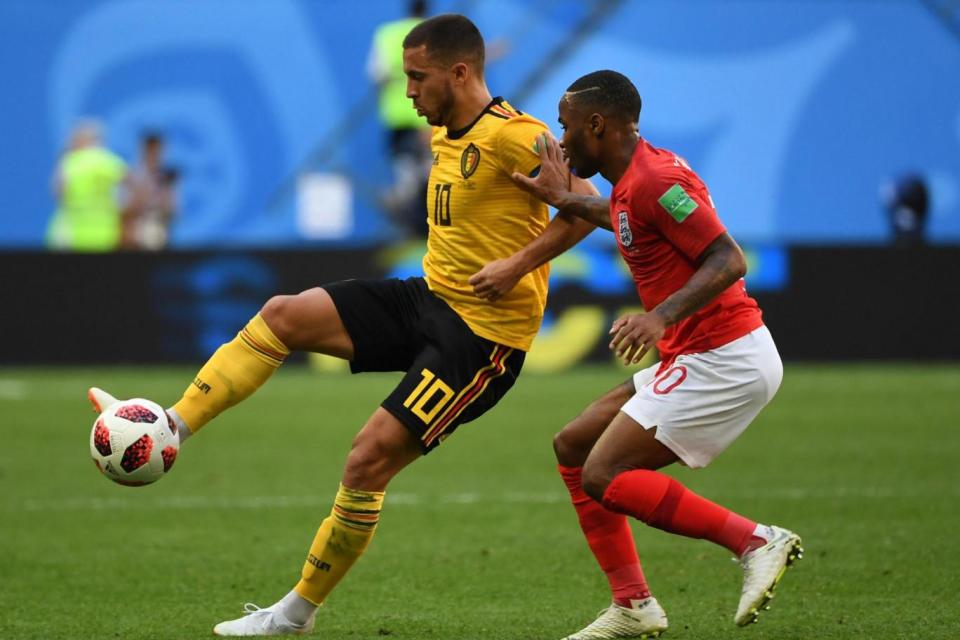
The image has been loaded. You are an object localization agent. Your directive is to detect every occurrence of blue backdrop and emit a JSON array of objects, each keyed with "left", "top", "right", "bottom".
[{"left": 2, "top": 0, "right": 958, "bottom": 247}]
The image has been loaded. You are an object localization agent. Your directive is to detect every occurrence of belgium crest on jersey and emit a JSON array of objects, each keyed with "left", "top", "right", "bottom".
[
  {"left": 617, "top": 211, "right": 633, "bottom": 246},
  {"left": 460, "top": 143, "right": 480, "bottom": 179}
]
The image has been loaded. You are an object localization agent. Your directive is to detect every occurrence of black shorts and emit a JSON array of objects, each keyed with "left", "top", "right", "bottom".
[{"left": 323, "top": 277, "right": 525, "bottom": 453}]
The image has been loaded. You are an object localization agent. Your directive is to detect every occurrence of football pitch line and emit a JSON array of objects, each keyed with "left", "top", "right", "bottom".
[
  {"left": 13, "top": 485, "right": 954, "bottom": 512},
  {"left": 0, "top": 379, "right": 28, "bottom": 399}
]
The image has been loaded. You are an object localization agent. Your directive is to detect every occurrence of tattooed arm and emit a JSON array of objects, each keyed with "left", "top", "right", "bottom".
[
  {"left": 609, "top": 233, "right": 748, "bottom": 363},
  {"left": 552, "top": 192, "right": 613, "bottom": 231}
]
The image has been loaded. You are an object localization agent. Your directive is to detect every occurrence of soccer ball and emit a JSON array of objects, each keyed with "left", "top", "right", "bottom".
[{"left": 90, "top": 399, "right": 179, "bottom": 486}]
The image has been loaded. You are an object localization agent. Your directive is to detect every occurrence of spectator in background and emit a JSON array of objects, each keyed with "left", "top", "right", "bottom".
[
  {"left": 127, "top": 131, "right": 179, "bottom": 250},
  {"left": 367, "top": 0, "right": 432, "bottom": 237},
  {"left": 883, "top": 174, "right": 929, "bottom": 246},
  {"left": 46, "top": 120, "right": 130, "bottom": 252}
]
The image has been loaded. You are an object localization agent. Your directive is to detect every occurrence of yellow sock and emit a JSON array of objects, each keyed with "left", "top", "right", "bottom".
[
  {"left": 172, "top": 313, "right": 290, "bottom": 432},
  {"left": 294, "top": 484, "right": 385, "bottom": 605}
]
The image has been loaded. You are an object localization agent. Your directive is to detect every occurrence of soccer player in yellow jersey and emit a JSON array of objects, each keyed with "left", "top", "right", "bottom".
[{"left": 87, "top": 14, "right": 597, "bottom": 637}]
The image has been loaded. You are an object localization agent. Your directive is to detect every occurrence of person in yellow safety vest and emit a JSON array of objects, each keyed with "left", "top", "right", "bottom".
[
  {"left": 366, "top": 0, "right": 432, "bottom": 237},
  {"left": 47, "top": 120, "right": 131, "bottom": 252}
]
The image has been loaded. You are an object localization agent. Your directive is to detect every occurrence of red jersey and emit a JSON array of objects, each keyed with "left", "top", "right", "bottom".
[{"left": 610, "top": 138, "right": 763, "bottom": 367}]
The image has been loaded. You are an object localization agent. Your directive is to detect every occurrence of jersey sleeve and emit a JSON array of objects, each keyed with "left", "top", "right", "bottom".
[
  {"left": 640, "top": 169, "right": 726, "bottom": 262},
  {"left": 495, "top": 117, "right": 548, "bottom": 177}
]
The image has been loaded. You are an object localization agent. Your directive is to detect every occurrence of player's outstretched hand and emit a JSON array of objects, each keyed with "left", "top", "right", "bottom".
[
  {"left": 511, "top": 133, "right": 571, "bottom": 207},
  {"left": 469, "top": 257, "right": 523, "bottom": 302},
  {"left": 609, "top": 312, "right": 667, "bottom": 365}
]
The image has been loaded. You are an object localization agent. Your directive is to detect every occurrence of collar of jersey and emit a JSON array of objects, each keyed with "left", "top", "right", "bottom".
[
  {"left": 446, "top": 96, "right": 505, "bottom": 140},
  {"left": 612, "top": 137, "right": 648, "bottom": 200}
]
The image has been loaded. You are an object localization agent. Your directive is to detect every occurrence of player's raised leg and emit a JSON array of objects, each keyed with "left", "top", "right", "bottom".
[
  {"left": 553, "top": 379, "right": 668, "bottom": 640},
  {"left": 213, "top": 407, "right": 422, "bottom": 636},
  {"left": 88, "top": 287, "right": 354, "bottom": 441},
  {"left": 172, "top": 288, "right": 353, "bottom": 437},
  {"left": 581, "top": 412, "right": 801, "bottom": 628}
]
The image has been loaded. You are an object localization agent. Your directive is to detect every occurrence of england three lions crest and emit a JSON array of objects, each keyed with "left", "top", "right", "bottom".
[{"left": 617, "top": 211, "right": 633, "bottom": 246}]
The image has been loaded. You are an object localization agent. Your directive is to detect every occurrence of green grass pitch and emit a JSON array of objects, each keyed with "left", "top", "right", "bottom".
[{"left": 1, "top": 364, "right": 958, "bottom": 639}]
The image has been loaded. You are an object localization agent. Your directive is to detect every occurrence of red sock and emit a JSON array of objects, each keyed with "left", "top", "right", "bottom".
[
  {"left": 602, "top": 469, "right": 757, "bottom": 556},
  {"left": 559, "top": 465, "right": 650, "bottom": 603}
]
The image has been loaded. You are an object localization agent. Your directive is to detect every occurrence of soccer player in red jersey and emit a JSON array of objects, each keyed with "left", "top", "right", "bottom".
[{"left": 511, "top": 70, "right": 803, "bottom": 639}]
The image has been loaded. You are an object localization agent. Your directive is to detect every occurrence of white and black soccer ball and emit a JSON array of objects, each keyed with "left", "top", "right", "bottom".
[{"left": 90, "top": 399, "right": 179, "bottom": 486}]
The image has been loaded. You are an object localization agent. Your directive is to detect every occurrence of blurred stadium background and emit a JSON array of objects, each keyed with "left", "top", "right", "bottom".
[
  {"left": 1, "top": 0, "right": 959, "bottom": 364},
  {"left": 1, "top": 1, "right": 959, "bottom": 639}
]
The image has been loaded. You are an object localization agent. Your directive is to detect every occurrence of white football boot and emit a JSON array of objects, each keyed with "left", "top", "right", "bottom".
[
  {"left": 734, "top": 525, "right": 803, "bottom": 626},
  {"left": 87, "top": 387, "right": 120, "bottom": 413},
  {"left": 88, "top": 386, "right": 187, "bottom": 443},
  {"left": 213, "top": 603, "right": 315, "bottom": 637},
  {"left": 561, "top": 597, "right": 668, "bottom": 639}
]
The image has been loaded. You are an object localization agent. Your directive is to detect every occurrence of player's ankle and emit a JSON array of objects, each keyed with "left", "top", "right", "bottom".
[
  {"left": 613, "top": 590, "right": 652, "bottom": 607},
  {"left": 166, "top": 407, "right": 193, "bottom": 444},
  {"left": 741, "top": 523, "right": 775, "bottom": 555},
  {"left": 279, "top": 589, "right": 317, "bottom": 626}
]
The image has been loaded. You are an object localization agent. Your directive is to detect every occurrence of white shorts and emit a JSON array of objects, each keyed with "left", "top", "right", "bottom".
[{"left": 621, "top": 325, "right": 783, "bottom": 469}]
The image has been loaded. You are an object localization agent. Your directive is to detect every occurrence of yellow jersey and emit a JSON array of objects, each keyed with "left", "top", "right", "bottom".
[{"left": 423, "top": 97, "right": 550, "bottom": 351}]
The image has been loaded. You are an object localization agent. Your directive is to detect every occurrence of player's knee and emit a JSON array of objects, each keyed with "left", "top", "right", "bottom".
[
  {"left": 580, "top": 460, "right": 617, "bottom": 503},
  {"left": 343, "top": 432, "right": 395, "bottom": 490},
  {"left": 260, "top": 295, "right": 298, "bottom": 346},
  {"left": 553, "top": 426, "right": 588, "bottom": 467}
]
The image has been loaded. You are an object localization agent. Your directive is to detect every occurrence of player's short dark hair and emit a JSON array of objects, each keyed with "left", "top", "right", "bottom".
[
  {"left": 403, "top": 14, "right": 485, "bottom": 69},
  {"left": 566, "top": 70, "right": 642, "bottom": 123}
]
